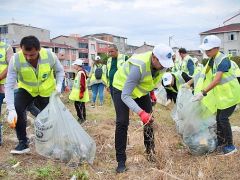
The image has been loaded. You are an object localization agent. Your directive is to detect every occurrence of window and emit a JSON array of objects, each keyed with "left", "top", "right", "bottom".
[
  {"left": 228, "top": 33, "right": 237, "bottom": 41},
  {"left": 78, "top": 43, "right": 88, "bottom": 49},
  {"left": 0, "top": 26, "right": 8, "bottom": 34},
  {"left": 90, "top": 44, "right": 95, "bottom": 51},
  {"left": 228, "top": 49, "right": 237, "bottom": 56},
  {"left": 79, "top": 53, "right": 88, "bottom": 58},
  {"left": 91, "top": 54, "right": 95, "bottom": 60}
]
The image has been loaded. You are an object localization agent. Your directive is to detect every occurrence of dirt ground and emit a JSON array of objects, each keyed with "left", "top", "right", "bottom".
[{"left": 0, "top": 91, "right": 240, "bottom": 180}]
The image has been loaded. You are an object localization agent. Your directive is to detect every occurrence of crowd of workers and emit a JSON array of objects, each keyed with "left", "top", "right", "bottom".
[{"left": 0, "top": 34, "right": 240, "bottom": 173}]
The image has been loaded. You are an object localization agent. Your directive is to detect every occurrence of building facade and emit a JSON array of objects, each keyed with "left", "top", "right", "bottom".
[
  {"left": 83, "top": 33, "right": 127, "bottom": 54},
  {"left": 0, "top": 23, "right": 50, "bottom": 44}
]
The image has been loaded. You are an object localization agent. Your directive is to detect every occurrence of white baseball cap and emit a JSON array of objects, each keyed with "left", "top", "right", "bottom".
[
  {"left": 199, "top": 35, "right": 221, "bottom": 50},
  {"left": 162, "top": 72, "right": 173, "bottom": 86},
  {"left": 95, "top": 55, "right": 101, "bottom": 61},
  {"left": 72, "top": 59, "right": 83, "bottom": 66},
  {"left": 152, "top": 44, "right": 174, "bottom": 68}
]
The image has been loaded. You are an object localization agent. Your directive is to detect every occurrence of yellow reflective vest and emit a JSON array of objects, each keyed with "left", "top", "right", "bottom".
[
  {"left": 181, "top": 55, "right": 195, "bottom": 77},
  {"left": 194, "top": 52, "right": 240, "bottom": 112},
  {"left": 88, "top": 64, "right": 107, "bottom": 86},
  {"left": 113, "top": 51, "right": 163, "bottom": 99},
  {"left": 165, "top": 72, "right": 185, "bottom": 93},
  {"left": 13, "top": 48, "right": 56, "bottom": 97},
  {"left": 69, "top": 71, "right": 89, "bottom": 102},
  {"left": 0, "top": 41, "right": 8, "bottom": 84},
  {"left": 231, "top": 60, "right": 240, "bottom": 78}
]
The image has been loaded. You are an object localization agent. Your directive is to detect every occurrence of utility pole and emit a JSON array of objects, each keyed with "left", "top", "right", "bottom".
[{"left": 168, "top": 35, "right": 174, "bottom": 47}]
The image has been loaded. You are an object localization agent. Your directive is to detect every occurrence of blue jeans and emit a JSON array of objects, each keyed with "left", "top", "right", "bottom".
[
  {"left": 0, "top": 93, "right": 5, "bottom": 115},
  {"left": 91, "top": 83, "right": 104, "bottom": 104}
]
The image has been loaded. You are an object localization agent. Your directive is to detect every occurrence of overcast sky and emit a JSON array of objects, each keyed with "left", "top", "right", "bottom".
[{"left": 0, "top": 0, "right": 239, "bottom": 49}]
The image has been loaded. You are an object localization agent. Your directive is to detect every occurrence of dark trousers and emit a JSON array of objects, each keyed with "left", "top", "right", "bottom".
[
  {"left": 15, "top": 88, "right": 49, "bottom": 143},
  {"left": 112, "top": 87, "right": 154, "bottom": 163},
  {"left": 74, "top": 101, "right": 86, "bottom": 120},
  {"left": 216, "top": 105, "right": 236, "bottom": 146},
  {"left": 0, "top": 92, "right": 5, "bottom": 115}
]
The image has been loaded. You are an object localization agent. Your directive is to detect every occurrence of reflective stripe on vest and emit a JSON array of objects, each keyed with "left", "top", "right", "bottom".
[
  {"left": 14, "top": 48, "right": 56, "bottom": 97},
  {"left": 69, "top": 71, "right": 89, "bottom": 102}
]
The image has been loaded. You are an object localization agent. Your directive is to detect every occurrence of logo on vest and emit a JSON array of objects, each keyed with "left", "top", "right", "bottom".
[
  {"left": 42, "top": 73, "right": 48, "bottom": 80},
  {"left": 0, "top": 54, "right": 3, "bottom": 58}
]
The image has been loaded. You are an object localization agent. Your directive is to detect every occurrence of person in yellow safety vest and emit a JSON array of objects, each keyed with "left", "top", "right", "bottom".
[
  {"left": 178, "top": 48, "right": 195, "bottom": 81},
  {"left": 192, "top": 57, "right": 204, "bottom": 86},
  {"left": 5, "top": 36, "right": 64, "bottom": 154},
  {"left": 88, "top": 55, "right": 107, "bottom": 107},
  {"left": 190, "top": 35, "right": 240, "bottom": 155},
  {"left": 107, "top": 44, "right": 128, "bottom": 98},
  {"left": 230, "top": 60, "right": 240, "bottom": 83},
  {"left": 171, "top": 53, "right": 181, "bottom": 73},
  {"left": 112, "top": 44, "right": 174, "bottom": 173},
  {"left": 161, "top": 71, "right": 186, "bottom": 106},
  {"left": 69, "top": 59, "right": 89, "bottom": 123},
  {"left": 0, "top": 41, "right": 13, "bottom": 115}
]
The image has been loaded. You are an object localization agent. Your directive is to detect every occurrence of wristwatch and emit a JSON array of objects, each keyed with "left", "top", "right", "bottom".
[{"left": 202, "top": 90, "right": 207, "bottom": 96}]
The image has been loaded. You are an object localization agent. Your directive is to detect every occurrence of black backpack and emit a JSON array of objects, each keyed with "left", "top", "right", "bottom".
[{"left": 94, "top": 66, "right": 103, "bottom": 80}]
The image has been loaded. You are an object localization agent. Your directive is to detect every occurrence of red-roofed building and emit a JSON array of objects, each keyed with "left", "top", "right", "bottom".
[{"left": 200, "top": 12, "right": 240, "bottom": 56}]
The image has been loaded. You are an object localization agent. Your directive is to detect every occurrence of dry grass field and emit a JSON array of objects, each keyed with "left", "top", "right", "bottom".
[{"left": 0, "top": 90, "right": 240, "bottom": 180}]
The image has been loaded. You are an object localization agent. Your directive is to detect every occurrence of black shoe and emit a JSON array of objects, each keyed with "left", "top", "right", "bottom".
[
  {"left": 116, "top": 161, "right": 127, "bottom": 173},
  {"left": 10, "top": 141, "right": 30, "bottom": 154},
  {"left": 78, "top": 118, "right": 86, "bottom": 124}
]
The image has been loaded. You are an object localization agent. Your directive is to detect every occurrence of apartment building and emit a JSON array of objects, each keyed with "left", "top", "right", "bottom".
[
  {"left": 83, "top": 33, "right": 127, "bottom": 54},
  {"left": 0, "top": 23, "right": 50, "bottom": 44}
]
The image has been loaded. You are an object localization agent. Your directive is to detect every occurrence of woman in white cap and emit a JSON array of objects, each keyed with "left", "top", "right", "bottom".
[
  {"left": 112, "top": 44, "right": 174, "bottom": 173},
  {"left": 191, "top": 35, "right": 240, "bottom": 155},
  {"left": 161, "top": 71, "right": 186, "bottom": 106},
  {"left": 88, "top": 56, "right": 107, "bottom": 107},
  {"left": 69, "top": 59, "right": 89, "bottom": 123}
]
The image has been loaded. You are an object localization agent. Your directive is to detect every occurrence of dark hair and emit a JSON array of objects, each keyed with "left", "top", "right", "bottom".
[
  {"left": 178, "top": 48, "right": 187, "bottom": 54},
  {"left": 20, "top": 36, "right": 40, "bottom": 51}
]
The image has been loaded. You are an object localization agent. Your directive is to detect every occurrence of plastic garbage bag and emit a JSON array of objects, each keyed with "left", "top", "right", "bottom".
[
  {"left": 172, "top": 88, "right": 217, "bottom": 155},
  {"left": 34, "top": 92, "right": 96, "bottom": 164},
  {"left": 155, "top": 85, "right": 167, "bottom": 106}
]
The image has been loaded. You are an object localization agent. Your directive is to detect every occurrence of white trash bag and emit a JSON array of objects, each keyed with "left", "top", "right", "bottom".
[
  {"left": 173, "top": 88, "right": 217, "bottom": 155},
  {"left": 34, "top": 92, "right": 96, "bottom": 164},
  {"left": 155, "top": 85, "right": 167, "bottom": 106}
]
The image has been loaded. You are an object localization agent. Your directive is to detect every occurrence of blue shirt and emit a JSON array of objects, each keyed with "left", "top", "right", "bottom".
[
  {"left": 208, "top": 57, "right": 231, "bottom": 72},
  {"left": 187, "top": 59, "right": 194, "bottom": 76}
]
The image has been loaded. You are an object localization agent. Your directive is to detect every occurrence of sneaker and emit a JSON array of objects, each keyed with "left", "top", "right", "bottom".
[
  {"left": 90, "top": 104, "right": 95, "bottom": 108},
  {"left": 222, "top": 145, "right": 237, "bottom": 156},
  {"left": 10, "top": 141, "right": 30, "bottom": 154},
  {"left": 116, "top": 161, "right": 127, "bottom": 173},
  {"left": 99, "top": 103, "right": 103, "bottom": 107}
]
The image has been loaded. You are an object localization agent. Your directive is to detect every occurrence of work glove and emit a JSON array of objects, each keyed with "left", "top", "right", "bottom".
[
  {"left": 56, "top": 84, "right": 62, "bottom": 94},
  {"left": 150, "top": 91, "right": 157, "bottom": 103},
  {"left": 138, "top": 110, "right": 153, "bottom": 125},
  {"left": 181, "top": 83, "right": 190, "bottom": 89},
  {"left": 79, "top": 92, "right": 84, "bottom": 99},
  {"left": 192, "top": 92, "right": 204, "bottom": 102},
  {"left": 7, "top": 110, "right": 17, "bottom": 128},
  {"left": 165, "top": 99, "right": 172, "bottom": 106}
]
